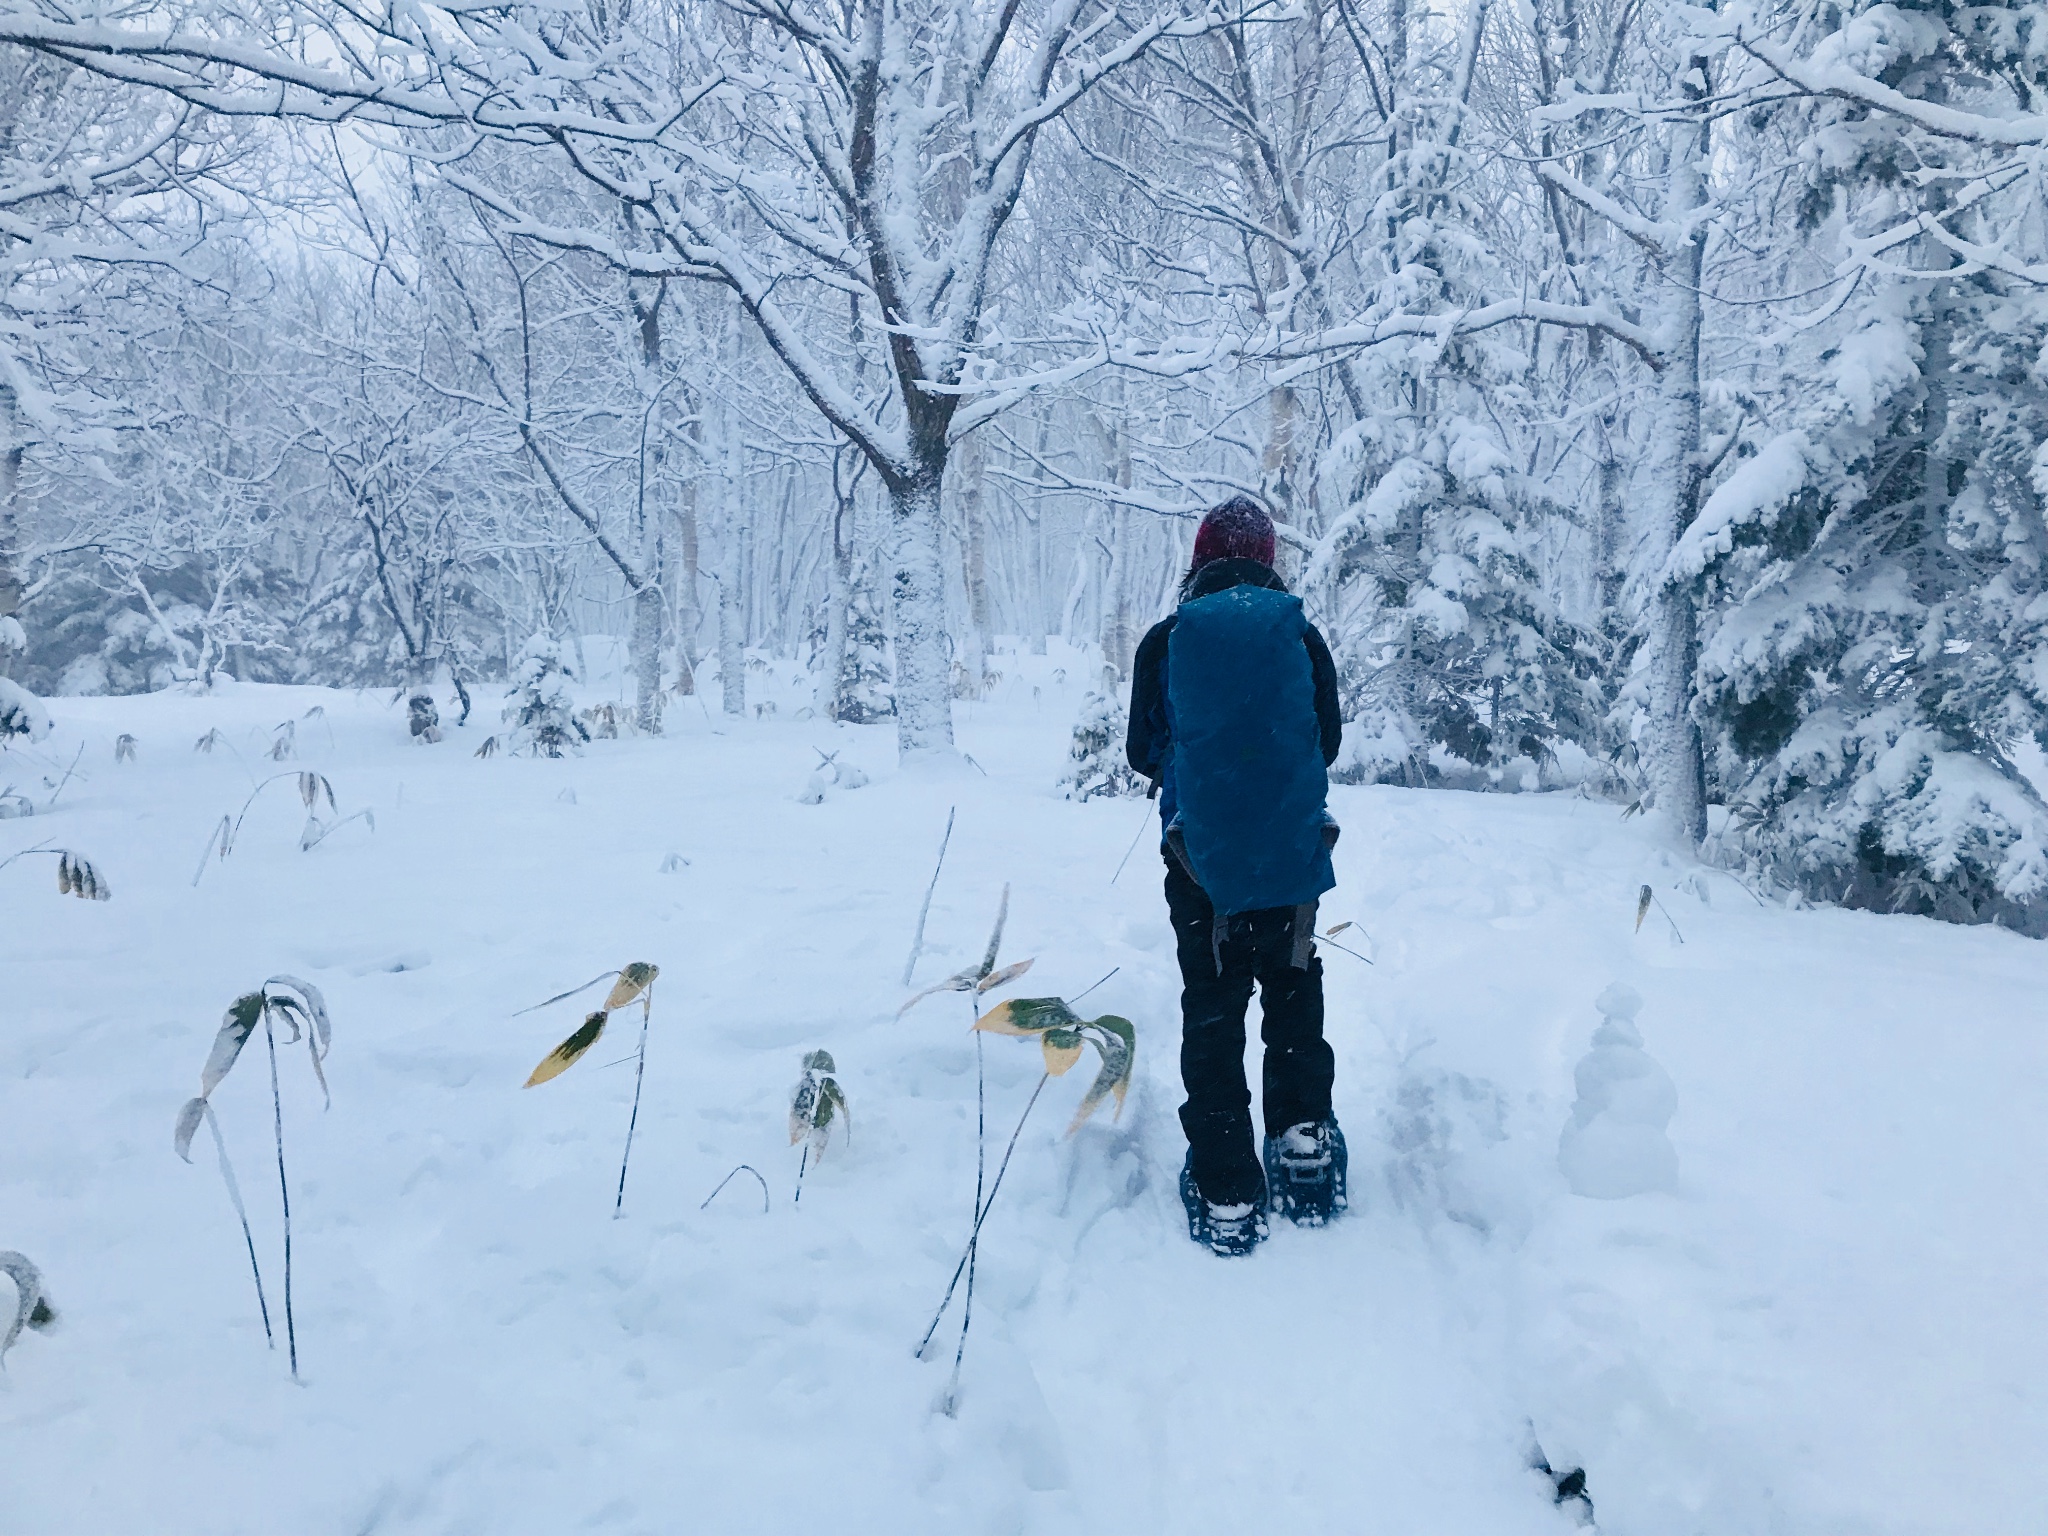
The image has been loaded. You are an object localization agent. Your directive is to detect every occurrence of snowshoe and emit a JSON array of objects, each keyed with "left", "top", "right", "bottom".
[
  {"left": 1180, "top": 1153, "right": 1266, "bottom": 1257},
  {"left": 1264, "top": 1119, "right": 1347, "bottom": 1226}
]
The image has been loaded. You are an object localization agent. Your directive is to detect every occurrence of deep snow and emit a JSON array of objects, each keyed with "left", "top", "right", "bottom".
[{"left": 2, "top": 648, "right": 2043, "bottom": 1535}]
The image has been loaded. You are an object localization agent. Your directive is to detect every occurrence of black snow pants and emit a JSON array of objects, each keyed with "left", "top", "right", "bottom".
[{"left": 1164, "top": 853, "right": 1334, "bottom": 1207}]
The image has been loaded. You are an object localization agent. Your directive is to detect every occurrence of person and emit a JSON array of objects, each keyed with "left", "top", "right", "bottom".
[{"left": 1126, "top": 496, "right": 1346, "bottom": 1256}]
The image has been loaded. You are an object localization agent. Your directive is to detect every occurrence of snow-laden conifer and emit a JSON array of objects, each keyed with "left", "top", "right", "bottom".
[
  {"left": 1060, "top": 678, "right": 1144, "bottom": 801},
  {"left": 504, "top": 634, "right": 588, "bottom": 758}
]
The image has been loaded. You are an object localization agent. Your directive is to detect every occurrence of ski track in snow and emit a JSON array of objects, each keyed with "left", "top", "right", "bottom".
[{"left": 2, "top": 654, "right": 2044, "bottom": 1535}]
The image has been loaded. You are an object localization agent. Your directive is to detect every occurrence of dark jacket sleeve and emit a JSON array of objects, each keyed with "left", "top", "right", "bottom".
[
  {"left": 1304, "top": 623, "right": 1343, "bottom": 765},
  {"left": 1126, "top": 619, "right": 1174, "bottom": 780}
]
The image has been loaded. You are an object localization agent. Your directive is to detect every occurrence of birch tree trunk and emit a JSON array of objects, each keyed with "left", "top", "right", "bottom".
[
  {"left": 673, "top": 466, "right": 701, "bottom": 695},
  {"left": 0, "top": 384, "right": 22, "bottom": 676},
  {"left": 716, "top": 422, "right": 747, "bottom": 717},
  {"left": 1643, "top": 71, "right": 1711, "bottom": 846},
  {"left": 958, "top": 433, "right": 991, "bottom": 697},
  {"left": 631, "top": 577, "right": 664, "bottom": 732},
  {"left": 817, "top": 514, "right": 852, "bottom": 720},
  {"left": 886, "top": 469, "right": 955, "bottom": 754}
]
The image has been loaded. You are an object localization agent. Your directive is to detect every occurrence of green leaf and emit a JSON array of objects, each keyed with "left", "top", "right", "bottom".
[
  {"left": 199, "top": 994, "right": 265, "bottom": 1098},
  {"left": 975, "top": 996, "right": 1082, "bottom": 1037},
  {"left": 1068, "top": 1015, "right": 1136, "bottom": 1133}
]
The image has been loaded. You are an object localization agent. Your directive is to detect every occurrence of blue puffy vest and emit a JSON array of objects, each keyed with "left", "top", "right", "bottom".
[{"left": 1165, "top": 584, "right": 1335, "bottom": 917}]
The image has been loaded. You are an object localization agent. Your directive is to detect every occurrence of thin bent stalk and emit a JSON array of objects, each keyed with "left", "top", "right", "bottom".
[
  {"left": 264, "top": 1010, "right": 299, "bottom": 1379},
  {"left": 613, "top": 996, "right": 653, "bottom": 1217},
  {"left": 901, "top": 806, "right": 955, "bottom": 986},
  {"left": 793, "top": 1142, "right": 811, "bottom": 1205},
  {"left": 915, "top": 1070, "right": 1050, "bottom": 1363},
  {"left": 205, "top": 1103, "right": 272, "bottom": 1348},
  {"left": 955, "top": 995, "right": 988, "bottom": 1380},
  {"left": 699, "top": 1164, "right": 770, "bottom": 1213}
]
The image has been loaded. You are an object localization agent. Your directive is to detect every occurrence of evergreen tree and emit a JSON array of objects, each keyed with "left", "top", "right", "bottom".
[
  {"left": 1681, "top": 0, "right": 2048, "bottom": 926},
  {"left": 834, "top": 558, "right": 895, "bottom": 725},
  {"left": 504, "top": 633, "right": 588, "bottom": 758},
  {"left": 1062, "top": 673, "right": 1144, "bottom": 801}
]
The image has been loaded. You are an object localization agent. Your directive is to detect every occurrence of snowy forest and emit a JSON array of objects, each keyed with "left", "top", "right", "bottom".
[
  {"left": 0, "top": 0, "right": 2043, "bottom": 929},
  {"left": 5, "top": 2, "right": 2047, "bottom": 1531}
]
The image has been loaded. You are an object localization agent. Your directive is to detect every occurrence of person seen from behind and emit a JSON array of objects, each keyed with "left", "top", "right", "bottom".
[{"left": 1126, "top": 496, "right": 1346, "bottom": 1257}]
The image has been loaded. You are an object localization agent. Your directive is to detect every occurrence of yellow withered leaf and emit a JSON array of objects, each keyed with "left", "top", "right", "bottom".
[
  {"left": 604, "top": 962, "right": 659, "bottom": 1012},
  {"left": 1634, "top": 884, "right": 1653, "bottom": 934},
  {"left": 1041, "top": 1030, "right": 1084, "bottom": 1077},
  {"left": 1323, "top": 921, "right": 1352, "bottom": 937},
  {"left": 525, "top": 1011, "right": 608, "bottom": 1087}
]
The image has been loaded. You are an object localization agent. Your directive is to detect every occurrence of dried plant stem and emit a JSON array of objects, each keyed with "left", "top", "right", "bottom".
[
  {"left": 953, "top": 996, "right": 988, "bottom": 1382},
  {"left": 1067, "top": 966, "right": 1120, "bottom": 1007},
  {"left": 793, "top": 1142, "right": 811, "bottom": 1205},
  {"left": 613, "top": 998, "right": 653, "bottom": 1218},
  {"left": 204, "top": 1103, "right": 272, "bottom": 1348},
  {"left": 915, "top": 1070, "right": 1050, "bottom": 1362},
  {"left": 699, "top": 1164, "right": 769, "bottom": 1213},
  {"left": 263, "top": 1013, "right": 299, "bottom": 1380},
  {"left": 43, "top": 742, "right": 84, "bottom": 810},
  {"left": 901, "top": 806, "right": 955, "bottom": 986},
  {"left": 1110, "top": 801, "right": 1153, "bottom": 884}
]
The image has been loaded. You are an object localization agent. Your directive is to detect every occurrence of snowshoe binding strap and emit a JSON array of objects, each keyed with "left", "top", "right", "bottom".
[
  {"left": 1264, "top": 1120, "right": 1348, "bottom": 1227},
  {"left": 1180, "top": 1154, "right": 1266, "bottom": 1257}
]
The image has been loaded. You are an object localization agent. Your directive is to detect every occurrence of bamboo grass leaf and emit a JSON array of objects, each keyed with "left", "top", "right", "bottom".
[
  {"left": 297, "top": 771, "right": 335, "bottom": 814},
  {"left": 174, "top": 1096, "right": 208, "bottom": 1162},
  {"left": 201, "top": 994, "right": 266, "bottom": 1097},
  {"left": 976, "top": 958, "right": 1035, "bottom": 993},
  {"left": 897, "top": 964, "right": 982, "bottom": 1015},
  {"left": 788, "top": 1053, "right": 849, "bottom": 1161},
  {"left": 819, "top": 1078, "right": 848, "bottom": 1138},
  {"left": 1635, "top": 884, "right": 1653, "bottom": 933},
  {"left": 1041, "top": 1028, "right": 1085, "bottom": 1076},
  {"left": 977, "top": 883, "right": 1010, "bottom": 978},
  {"left": 787, "top": 1073, "right": 818, "bottom": 1145},
  {"left": 267, "top": 976, "right": 333, "bottom": 1108},
  {"left": 602, "top": 961, "right": 659, "bottom": 1012},
  {"left": 46, "top": 850, "right": 109, "bottom": 900},
  {"left": 974, "top": 996, "right": 1082, "bottom": 1037},
  {"left": 524, "top": 1011, "right": 608, "bottom": 1087},
  {"left": 267, "top": 997, "right": 304, "bottom": 1045},
  {"left": 1068, "top": 1015, "right": 1136, "bottom": 1133}
]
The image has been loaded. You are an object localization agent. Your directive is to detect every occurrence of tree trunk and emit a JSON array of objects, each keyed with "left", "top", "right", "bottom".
[
  {"left": 959, "top": 434, "right": 991, "bottom": 696},
  {"left": 672, "top": 420, "right": 703, "bottom": 695},
  {"left": 718, "top": 540, "right": 747, "bottom": 719},
  {"left": 1643, "top": 73, "right": 1710, "bottom": 847},
  {"left": 631, "top": 581, "right": 664, "bottom": 733},
  {"left": 886, "top": 472, "right": 956, "bottom": 755},
  {"left": 1101, "top": 507, "right": 1136, "bottom": 679},
  {"left": 1028, "top": 411, "right": 1051, "bottom": 656},
  {"left": 817, "top": 508, "right": 853, "bottom": 721},
  {"left": 0, "top": 383, "right": 26, "bottom": 681}
]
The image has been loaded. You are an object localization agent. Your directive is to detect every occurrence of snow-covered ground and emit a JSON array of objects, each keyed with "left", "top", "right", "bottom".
[{"left": 3, "top": 649, "right": 2043, "bottom": 1535}]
